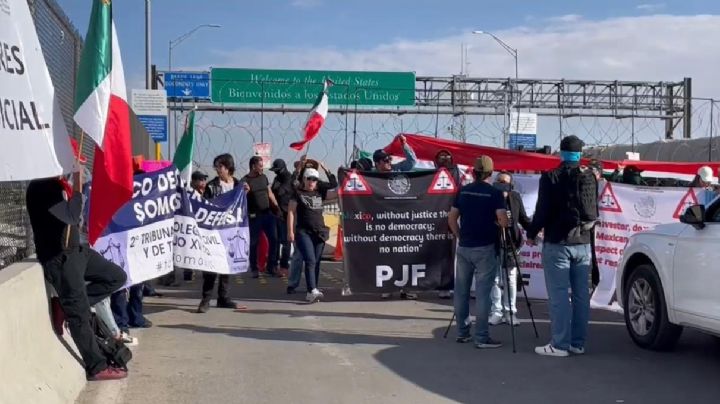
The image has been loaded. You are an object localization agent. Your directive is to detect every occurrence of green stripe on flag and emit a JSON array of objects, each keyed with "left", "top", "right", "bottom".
[
  {"left": 173, "top": 110, "right": 195, "bottom": 184},
  {"left": 74, "top": 0, "right": 112, "bottom": 111}
]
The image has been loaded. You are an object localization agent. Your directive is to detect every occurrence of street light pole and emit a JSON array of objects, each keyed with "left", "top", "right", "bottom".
[
  {"left": 167, "top": 24, "right": 221, "bottom": 158},
  {"left": 473, "top": 30, "right": 519, "bottom": 149}
]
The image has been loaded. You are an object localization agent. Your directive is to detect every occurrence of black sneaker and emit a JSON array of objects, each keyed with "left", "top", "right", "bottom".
[
  {"left": 251, "top": 271, "right": 259, "bottom": 279},
  {"left": 286, "top": 286, "right": 296, "bottom": 294},
  {"left": 456, "top": 336, "right": 472, "bottom": 343},
  {"left": 197, "top": 299, "right": 211, "bottom": 313},
  {"left": 475, "top": 338, "right": 503, "bottom": 349},
  {"left": 400, "top": 291, "right": 417, "bottom": 300}
]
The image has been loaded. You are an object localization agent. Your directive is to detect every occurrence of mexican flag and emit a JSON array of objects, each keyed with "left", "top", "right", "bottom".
[
  {"left": 173, "top": 110, "right": 196, "bottom": 187},
  {"left": 290, "top": 79, "right": 332, "bottom": 151},
  {"left": 73, "top": 0, "right": 133, "bottom": 245}
]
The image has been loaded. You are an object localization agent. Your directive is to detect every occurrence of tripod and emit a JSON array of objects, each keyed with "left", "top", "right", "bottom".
[{"left": 443, "top": 227, "right": 539, "bottom": 352}]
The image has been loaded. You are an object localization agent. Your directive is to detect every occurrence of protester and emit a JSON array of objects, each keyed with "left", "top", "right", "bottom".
[
  {"left": 26, "top": 173, "right": 128, "bottom": 381},
  {"left": 489, "top": 171, "right": 531, "bottom": 326},
  {"left": 372, "top": 134, "right": 417, "bottom": 174},
  {"left": 375, "top": 134, "right": 418, "bottom": 299},
  {"left": 587, "top": 160, "right": 603, "bottom": 290},
  {"left": 287, "top": 165, "right": 338, "bottom": 303},
  {"left": 191, "top": 170, "right": 209, "bottom": 195},
  {"left": 111, "top": 164, "right": 152, "bottom": 333},
  {"left": 244, "top": 156, "right": 280, "bottom": 278},
  {"left": 527, "top": 135, "right": 598, "bottom": 357},
  {"left": 286, "top": 160, "right": 338, "bottom": 294},
  {"left": 198, "top": 154, "right": 245, "bottom": 313},
  {"left": 690, "top": 166, "right": 718, "bottom": 205},
  {"left": 270, "top": 159, "right": 293, "bottom": 274},
  {"left": 448, "top": 156, "right": 508, "bottom": 348}
]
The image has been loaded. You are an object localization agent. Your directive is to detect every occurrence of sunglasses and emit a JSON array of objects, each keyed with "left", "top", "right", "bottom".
[{"left": 305, "top": 177, "right": 319, "bottom": 182}]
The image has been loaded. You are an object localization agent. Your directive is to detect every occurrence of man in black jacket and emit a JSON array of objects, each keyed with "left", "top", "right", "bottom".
[
  {"left": 270, "top": 159, "right": 293, "bottom": 272},
  {"left": 489, "top": 172, "right": 531, "bottom": 326},
  {"left": 26, "top": 175, "right": 128, "bottom": 381},
  {"left": 527, "top": 135, "right": 598, "bottom": 357}
]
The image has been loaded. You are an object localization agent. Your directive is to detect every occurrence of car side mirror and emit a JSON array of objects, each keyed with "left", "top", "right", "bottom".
[{"left": 680, "top": 204, "right": 706, "bottom": 229}]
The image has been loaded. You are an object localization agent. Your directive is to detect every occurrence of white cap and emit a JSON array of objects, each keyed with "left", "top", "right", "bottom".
[
  {"left": 698, "top": 166, "right": 714, "bottom": 183},
  {"left": 303, "top": 168, "right": 320, "bottom": 179}
]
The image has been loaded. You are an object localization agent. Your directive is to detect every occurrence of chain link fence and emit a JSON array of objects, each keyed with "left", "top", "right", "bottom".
[{"left": 0, "top": 0, "right": 83, "bottom": 270}]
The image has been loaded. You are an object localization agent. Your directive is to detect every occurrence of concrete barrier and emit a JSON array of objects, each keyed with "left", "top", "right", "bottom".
[{"left": 0, "top": 260, "right": 86, "bottom": 404}]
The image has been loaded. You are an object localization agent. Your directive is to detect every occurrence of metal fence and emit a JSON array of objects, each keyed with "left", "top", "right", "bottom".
[{"left": 0, "top": 0, "right": 83, "bottom": 270}]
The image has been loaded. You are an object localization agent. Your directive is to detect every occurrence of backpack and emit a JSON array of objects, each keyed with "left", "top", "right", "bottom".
[{"left": 92, "top": 313, "right": 132, "bottom": 370}]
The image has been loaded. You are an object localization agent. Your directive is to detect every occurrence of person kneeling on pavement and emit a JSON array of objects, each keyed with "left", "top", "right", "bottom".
[
  {"left": 448, "top": 156, "right": 508, "bottom": 348},
  {"left": 287, "top": 167, "right": 338, "bottom": 303}
]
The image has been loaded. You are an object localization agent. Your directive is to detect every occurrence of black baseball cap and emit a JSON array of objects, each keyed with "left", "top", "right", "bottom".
[
  {"left": 270, "top": 158, "right": 286, "bottom": 173},
  {"left": 373, "top": 149, "right": 391, "bottom": 162},
  {"left": 191, "top": 171, "right": 208, "bottom": 181}
]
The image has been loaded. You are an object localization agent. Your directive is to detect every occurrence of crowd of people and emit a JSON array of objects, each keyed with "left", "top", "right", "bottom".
[{"left": 27, "top": 133, "right": 607, "bottom": 382}]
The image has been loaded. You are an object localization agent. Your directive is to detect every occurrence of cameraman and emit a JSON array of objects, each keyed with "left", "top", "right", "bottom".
[
  {"left": 527, "top": 135, "right": 598, "bottom": 357},
  {"left": 489, "top": 172, "right": 531, "bottom": 326}
]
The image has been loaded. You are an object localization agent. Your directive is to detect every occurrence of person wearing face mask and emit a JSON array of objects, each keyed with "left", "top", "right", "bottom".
[{"left": 489, "top": 172, "right": 532, "bottom": 326}]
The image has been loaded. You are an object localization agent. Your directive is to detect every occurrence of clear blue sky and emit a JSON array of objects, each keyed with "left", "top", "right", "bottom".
[{"left": 55, "top": 1, "right": 720, "bottom": 173}]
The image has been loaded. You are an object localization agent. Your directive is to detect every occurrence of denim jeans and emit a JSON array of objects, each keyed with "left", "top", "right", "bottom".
[
  {"left": 453, "top": 244, "right": 498, "bottom": 343},
  {"left": 294, "top": 230, "right": 325, "bottom": 291},
  {"left": 491, "top": 266, "right": 517, "bottom": 316},
  {"left": 275, "top": 216, "right": 292, "bottom": 269},
  {"left": 542, "top": 243, "right": 591, "bottom": 351},
  {"left": 249, "top": 212, "right": 278, "bottom": 273},
  {"left": 111, "top": 284, "right": 146, "bottom": 331}
]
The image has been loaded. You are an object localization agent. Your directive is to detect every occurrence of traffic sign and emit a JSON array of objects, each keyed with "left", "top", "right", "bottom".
[{"left": 164, "top": 72, "right": 210, "bottom": 100}]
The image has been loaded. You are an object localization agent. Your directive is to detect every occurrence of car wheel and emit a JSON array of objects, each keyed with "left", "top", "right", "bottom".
[{"left": 623, "top": 264, "right": 683, "bottom": 351}]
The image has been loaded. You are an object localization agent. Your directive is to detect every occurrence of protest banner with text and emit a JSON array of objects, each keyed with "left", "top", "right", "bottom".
[
  {"left": 93, "top": 166, "right": 250, "bottom": 285},
  {"left": 340, "top": 168, "right": 456, "bottom": 293}
]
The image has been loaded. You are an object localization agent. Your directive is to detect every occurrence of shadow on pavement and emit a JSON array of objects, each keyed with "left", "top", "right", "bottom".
[{"left": 160, "top": 318, "right": 720, "bottom": 404}]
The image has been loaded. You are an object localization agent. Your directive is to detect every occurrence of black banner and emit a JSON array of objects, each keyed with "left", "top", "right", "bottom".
[{"left": 339, "top": 168, "right": 456, "bottom": 293}]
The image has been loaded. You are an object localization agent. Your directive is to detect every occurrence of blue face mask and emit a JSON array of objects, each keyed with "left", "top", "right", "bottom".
[
  {"left": 560, "top": 151, "right": 582, "bottom": 162},
  {"left": 493, "top": 182, "right": 512, "bottom": 193}
]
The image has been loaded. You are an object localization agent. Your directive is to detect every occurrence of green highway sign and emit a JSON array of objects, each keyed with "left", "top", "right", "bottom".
[{"left": 210, "top": 68, "right": 416, "bottom": 106}]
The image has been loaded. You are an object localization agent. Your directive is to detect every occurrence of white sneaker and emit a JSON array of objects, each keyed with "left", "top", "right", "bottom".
[
  {"left": 489, "top": 313, "right": 505, "bottom": 326},
  {"left": 568, "top": 346, "right": 585, "bottom": 355},
  {"left": 120, "top": 331, "right": 138, "bottom": 346},
  {"left": 505, "top": 313, "right": 520, "bottom": 327},
  {"left": 306, "top": 289, "right": 324, "bottom": 303},
  {"left": 535, "top": 343, "right": 569, "bottom": 357}
]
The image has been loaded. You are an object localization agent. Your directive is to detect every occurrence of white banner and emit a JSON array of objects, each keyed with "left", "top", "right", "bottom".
[{"left": 0, "top": 0, "right": 73, "bottom": 181}]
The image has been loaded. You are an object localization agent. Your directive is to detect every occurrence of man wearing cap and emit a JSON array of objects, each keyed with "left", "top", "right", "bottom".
[
  {"left": 691, "top": 166, "right": 719, "bottom": 206},
  {"left": 191, "top": 170, "right": 208, "bottom": 195},
  {"left": 372, "top": 134, "right": 417, "bottom": 173},
  {"left": 448, "top": 156, "right": 508, "bottom": 349},
  {"left": 270, "top": 159, "right": 294, "bottom": 273},
  {"left": 527, "top": 135, "right": 598, "bottom": 357}
]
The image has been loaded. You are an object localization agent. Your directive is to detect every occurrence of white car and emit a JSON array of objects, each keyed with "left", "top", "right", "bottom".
[{"left": 616, "top": 203, "right": 720, "bottom": 350}]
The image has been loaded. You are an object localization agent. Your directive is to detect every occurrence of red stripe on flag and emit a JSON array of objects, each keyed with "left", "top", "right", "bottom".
[
  {"left": 88, "top": 95, "right": 133, "bottom": 245},
  {"left": 290, "top": 112, "right": 325, "bottom": 151}
]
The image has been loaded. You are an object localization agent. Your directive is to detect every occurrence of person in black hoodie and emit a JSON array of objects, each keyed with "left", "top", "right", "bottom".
[
  {"left": 270, "top": 159, "right": 293, "bottom": 272},
  {"left": 527, "top": 135, "right": 598, "bottom": 357},
  {"left": 26, "top": 173, "right": 128, "bottom": 381},
  {"left": 489, "top": 172, "right": 531, "bottom": 326},
  {"left": 197, "top": 153, "right": 247, "bottom": 313}
]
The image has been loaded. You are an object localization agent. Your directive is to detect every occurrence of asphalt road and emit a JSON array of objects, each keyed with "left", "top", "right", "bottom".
[{"left": 77, "top": 262, "right": 720, "bottom": 404}]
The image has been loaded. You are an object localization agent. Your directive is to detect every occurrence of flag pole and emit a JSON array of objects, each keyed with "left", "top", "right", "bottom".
[{"left": 64, "top": 131, "right": 86, "bottom": 248}]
